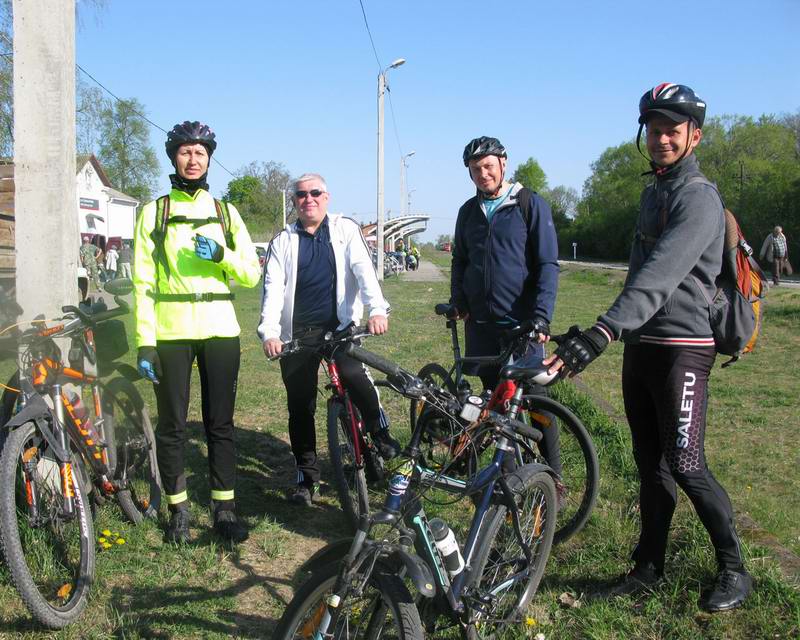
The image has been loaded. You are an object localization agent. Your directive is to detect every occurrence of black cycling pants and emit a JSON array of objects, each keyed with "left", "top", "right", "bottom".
[
  {"left": 623, "top": 343, "right": 744, "bottom": 573},
  {"left": 464, "top": 320, "right": 561, "bottom": 475},
  {"left": 280, "top": 327, "right": 386, "bottom": 486},
  {"left": 154, "top": 337, "right": 240, "bottom": 508}
]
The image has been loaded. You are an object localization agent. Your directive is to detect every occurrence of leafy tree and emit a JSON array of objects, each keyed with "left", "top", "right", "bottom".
[
  {"left": 223, "top": 161, "right": 291, "bottom": 240},
  {"left": 512, "top": 157, "right": 548, "bottom": 193},
  {"left": 76, "top": 82, "right": 107, "bottom": 155},
  {"left": 543, "top": 185, "right": 578, "bottom": 253},
  {"left": 96, "top": 98, "right": 159, "bottom": 203},
  {"left": 568, "top": 142, "right": 650, "bottom": 259}
]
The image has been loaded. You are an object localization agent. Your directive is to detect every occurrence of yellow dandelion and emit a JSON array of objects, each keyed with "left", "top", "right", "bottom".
[
  {"left": 101, "top": 529, "right": 112, "bottom": 536},
  {"left": 526, "top": 616, "right": 537, "bottom": 626},
  {"left": 116, "top": 538, "right": 125, "bottom": 545},
  {"left": 98, "top": 537, "right": 107, "bottom": 544}
]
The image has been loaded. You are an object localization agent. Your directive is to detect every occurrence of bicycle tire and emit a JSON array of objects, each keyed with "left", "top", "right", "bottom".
[
  {"left": 409, "top": 363, "right": 455, "bottom": 430},
  {"left": 327, "top": 399, "right": 371, "bottom": 531},
  {"left": 273, "top": 560, "right": 423, "bottom": 640},
  {"left": 0, "top": 371, "right": 19, "bottom": 455},
  {"left": 0, "top": 420, "right": 96, "bottom": 629},
  {"left": 466, "top": 465, "right": 556, "bottom": 634},
  {"left": 521, "top": 394, "right": 599, "bottom": 545},
  {"left": 101, "top": 377, "right": 161, "bottom": 523}
]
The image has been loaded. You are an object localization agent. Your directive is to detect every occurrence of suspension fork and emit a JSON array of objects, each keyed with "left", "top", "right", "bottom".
[{"left": 51, "top": 384, "right": 76, "bottom": 518}]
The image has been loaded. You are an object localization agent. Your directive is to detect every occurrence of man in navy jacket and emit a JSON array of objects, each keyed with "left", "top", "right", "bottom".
[{"left": 450, "top": 136, "right": 559, "bottom": 391}]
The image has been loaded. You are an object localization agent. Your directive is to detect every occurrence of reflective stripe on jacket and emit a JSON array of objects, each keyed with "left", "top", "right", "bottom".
[{"left": 133, "top": 188, "right": 261, "bottom": 346}]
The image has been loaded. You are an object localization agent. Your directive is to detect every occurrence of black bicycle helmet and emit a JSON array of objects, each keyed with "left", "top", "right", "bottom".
[
  {"left": 165, "top": 121, "right": 217, "bottom": 160},
  {"left": 638, "top": 83, "right": 706, "bottom": 128},
  {"left": 462, "top": 136, "right": 507, "bottom": 166}
]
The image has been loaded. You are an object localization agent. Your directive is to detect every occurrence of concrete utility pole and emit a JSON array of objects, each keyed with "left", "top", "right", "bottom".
[
  {"left": 376, "top": 57, "right": 405, "bottom": 281},
  {"left": 14, "top": 0, "right": 78, "bottom": 317}
]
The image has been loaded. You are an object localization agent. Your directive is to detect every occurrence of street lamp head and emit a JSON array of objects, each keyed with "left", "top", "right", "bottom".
[
  {"left": 389, "top": 58, "right": 406, "bottom": 69},
  {"left": 406, "top": 150, "right": 416, "bottom": 158}
]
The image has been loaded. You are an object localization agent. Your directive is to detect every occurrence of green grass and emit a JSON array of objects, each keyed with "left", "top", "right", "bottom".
[{"left": 0, "top": 258, "right": 798, "bottom": 638}]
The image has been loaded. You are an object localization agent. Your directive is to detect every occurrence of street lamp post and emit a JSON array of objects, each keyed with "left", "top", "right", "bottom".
[
  {"left": 377, "top": 57, "right": 405, "bottom": 281},
  {"left": 407, "top": 188, "right": 417, "bottom": 214},
  {"left": 400, "top": 150, "right": 415, "bottom": 216}
]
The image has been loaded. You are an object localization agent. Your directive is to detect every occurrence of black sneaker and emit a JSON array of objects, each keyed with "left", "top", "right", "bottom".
[
  {"left": 700, "top": 569, "right": 752, "bottom": 612},
  {"left": 214, "top": 510, "right": 249, "bottom": 543},
  {"left": 372, "top": 429, "right": 401, "bottom": 460},
  {"left": 596, "top": 562, "right": 662, "bottom": 599},
  {"left": 288, "top": 483, "right": 315, "bottom": 507},
  {"left": 165, "top": 508, "right": 191, "bottom": 544}
]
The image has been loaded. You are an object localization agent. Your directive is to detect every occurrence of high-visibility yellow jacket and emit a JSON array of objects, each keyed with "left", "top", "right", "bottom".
[{"left": 133, "top": 188, "right": 261, "bottom": 346}]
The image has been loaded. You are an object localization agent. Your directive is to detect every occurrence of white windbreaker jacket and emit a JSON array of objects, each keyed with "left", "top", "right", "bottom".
[{"left": 257, "top": 214, "right": 389, "bottom": 343}]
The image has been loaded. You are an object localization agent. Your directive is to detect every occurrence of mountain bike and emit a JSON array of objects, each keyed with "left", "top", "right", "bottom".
[
  {"left": 0, "top": 279, "right": 161, "bottom": 628},
  {"left": 411, "top": 303, "right": 599, "bottom": 545},
  {"left": 271, "top": 326, "right": 388, "bottom": 528},
  {"left": 274, "top": 344, "right": 557, "bottom": 639}
]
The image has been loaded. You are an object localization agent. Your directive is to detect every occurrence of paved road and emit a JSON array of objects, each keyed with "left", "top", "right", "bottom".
[{"left": 398, "top": 259, "right": 446, "bottom": 282}]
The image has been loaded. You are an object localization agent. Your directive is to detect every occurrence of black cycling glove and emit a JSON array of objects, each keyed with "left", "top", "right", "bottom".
[
  {"left": 531, "top": 316, "right": 551, "bottom": 339},
  {"left": 553, "top": 325, "right": 610, "bottom": 375}
]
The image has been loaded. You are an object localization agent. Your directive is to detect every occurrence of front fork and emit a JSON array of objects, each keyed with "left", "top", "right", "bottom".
[{"left": 51, "top": 384, "right": 76, "bottom": 519}]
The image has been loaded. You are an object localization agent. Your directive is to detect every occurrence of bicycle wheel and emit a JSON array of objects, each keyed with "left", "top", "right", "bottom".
[
  {"left": 522, "top": 394, "right": 599, "bottom": 545},
  {"left": 101, "top": 377, "right": 161, "bottom": 523},
  {"left": 0, "top": 371, "right": 19, "bottom": 455},
  {"left": 466, "top": 465, "right": 556, "bottom": 635},
  {"left": 0, "top": 420, "right": 95, "bottom": 629},
  {"left": 327, "top": 399, "right": 372, "bottom": 531},
  {"left": 274, "top": 561, "right": 423, "bottom": 640},
  {"left": 409, "top": 363, "right": 455, "bottom": 430}
]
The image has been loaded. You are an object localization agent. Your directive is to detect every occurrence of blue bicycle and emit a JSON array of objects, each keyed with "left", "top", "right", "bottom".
[{"left": 274, "top": 343, "right": 557, "bottom": 640}]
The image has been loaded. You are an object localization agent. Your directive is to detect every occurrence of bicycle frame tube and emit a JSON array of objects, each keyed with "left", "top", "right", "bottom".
[
  {"left": 51, "top": 384, "right": 76, "bottom": 518},
  {"left": 327, "top": 359, "right": 364, "bottom": 465}
]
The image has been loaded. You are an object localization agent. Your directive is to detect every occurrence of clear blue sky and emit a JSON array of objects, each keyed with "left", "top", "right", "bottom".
[{"left": 76, "top": 0, "right": 800, "bottom": 241}]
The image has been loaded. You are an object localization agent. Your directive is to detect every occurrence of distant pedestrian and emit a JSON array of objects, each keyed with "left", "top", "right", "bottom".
[
  {"left": 105, "top": 245, "right": 119, "bottom": 280},
  {"left": 79, "top": 237, "right": 102, "bottom": 291},
  {"left": 759, "top": 226, "right": 789, "bottom": 285},
  {"left": 117, "top": 241, "right": 133, "bottom": 279}
]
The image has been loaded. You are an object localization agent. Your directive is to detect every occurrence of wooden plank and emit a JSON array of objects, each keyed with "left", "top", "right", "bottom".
[
  {"left": 0, "top": 165, "right": 13, "bottom": 179},
  {"left": 0, "top": 178, "right": 13, "bottom": 193},
  {"left": 0, "top": 225, "right": 13, "bottom": 245},
  {"left": 0, "top": 192, "right": 13, "bottom": 205}
]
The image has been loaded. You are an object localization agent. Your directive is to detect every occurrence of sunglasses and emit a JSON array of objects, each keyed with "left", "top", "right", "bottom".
[{"left": 295, "top": 189, "right": 326, "bottom": 199}]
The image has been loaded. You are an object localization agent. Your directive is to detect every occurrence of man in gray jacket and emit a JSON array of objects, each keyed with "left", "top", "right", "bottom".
[{"left": 546, "top": 84, "right": 751, "bottom": 612}]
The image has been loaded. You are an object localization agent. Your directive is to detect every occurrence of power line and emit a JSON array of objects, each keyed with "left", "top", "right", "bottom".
[
  {"left": 357, "top": 0, "right": 382, "bottom": 72},
  {"left": 76, "top": 64, "right": 236, "bottom": 178},
  {"left": 355, "top": 1, "right": 406, "bottom": 160},
  {"left": 0, "top": 33, "right": 235, "bottom": 178}
]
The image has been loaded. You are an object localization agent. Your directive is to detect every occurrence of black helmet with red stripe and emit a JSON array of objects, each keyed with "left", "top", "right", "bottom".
[
  {"left": 638, "top": 83, "right": 706, "bottom": 128},
  {"left": 165, "top": 121, "right": 217, "bottom": 161}
]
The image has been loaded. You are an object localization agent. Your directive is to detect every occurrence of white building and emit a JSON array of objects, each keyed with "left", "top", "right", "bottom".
[{"left": 77, "top": 155, "right": 139, "bottom": 249}]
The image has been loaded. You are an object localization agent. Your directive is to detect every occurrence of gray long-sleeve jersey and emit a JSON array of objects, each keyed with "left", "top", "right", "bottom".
[{"left": 598, "top": 154, "right": 724, "bottom": 347}]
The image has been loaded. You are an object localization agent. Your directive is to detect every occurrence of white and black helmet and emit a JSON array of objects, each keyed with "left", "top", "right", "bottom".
[{"left": 462, "top": 136, "right": 507, "bottom": 166}]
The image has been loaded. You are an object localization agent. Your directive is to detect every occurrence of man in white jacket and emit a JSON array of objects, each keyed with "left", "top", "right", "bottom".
[{"left": 258, "top": 173, "right": 399, "bottom": 506}]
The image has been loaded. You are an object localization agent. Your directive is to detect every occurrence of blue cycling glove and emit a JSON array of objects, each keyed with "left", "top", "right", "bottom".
[
  {"left": 137, "top": 347, "right": 162, "bottom": 384},
  {"left": 194, "top": 235, "right": 223, "bottom": 262}
]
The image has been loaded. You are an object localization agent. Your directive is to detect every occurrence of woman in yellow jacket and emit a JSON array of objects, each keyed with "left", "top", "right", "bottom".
[{"left": 133, "top": 121, "right": 261, "bottom": 544}]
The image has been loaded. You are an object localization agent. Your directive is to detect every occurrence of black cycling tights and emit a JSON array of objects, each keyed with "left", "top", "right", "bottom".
[
  {"left": 154, "top": 337, "right": 240, "bottom": 508},
  {"left": 623, "top": 344, "right": 744, "bottom": 573}
]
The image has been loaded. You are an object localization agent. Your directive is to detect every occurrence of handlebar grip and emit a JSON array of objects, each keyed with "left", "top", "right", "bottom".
[
  {"left": 434, "top": 303, "right": 456, "bottom": 318},
  {"left": 506, "top": 417, "right": 542, "bottom": 443},
  {"left": 345, "top": 344, "right": 403, "bottom": 378},
  {"left": 85, "top": 305, "right": 130, "bottom": 324}
]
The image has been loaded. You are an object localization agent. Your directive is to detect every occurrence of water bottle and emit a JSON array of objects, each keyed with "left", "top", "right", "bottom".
[
  {"left": 384, "top": 473, "right": 410, "bottom": 514},
  {"left": 429, "top": 517, "right": 465, "bottom": 577}
]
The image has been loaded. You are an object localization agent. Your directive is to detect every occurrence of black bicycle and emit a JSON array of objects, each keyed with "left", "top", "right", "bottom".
[
  {"left": 411, "top": 303, "right": 599, "bottom": 545},
  {"left": 274, "top": 344, "right": 558, "bottom": 639}
]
